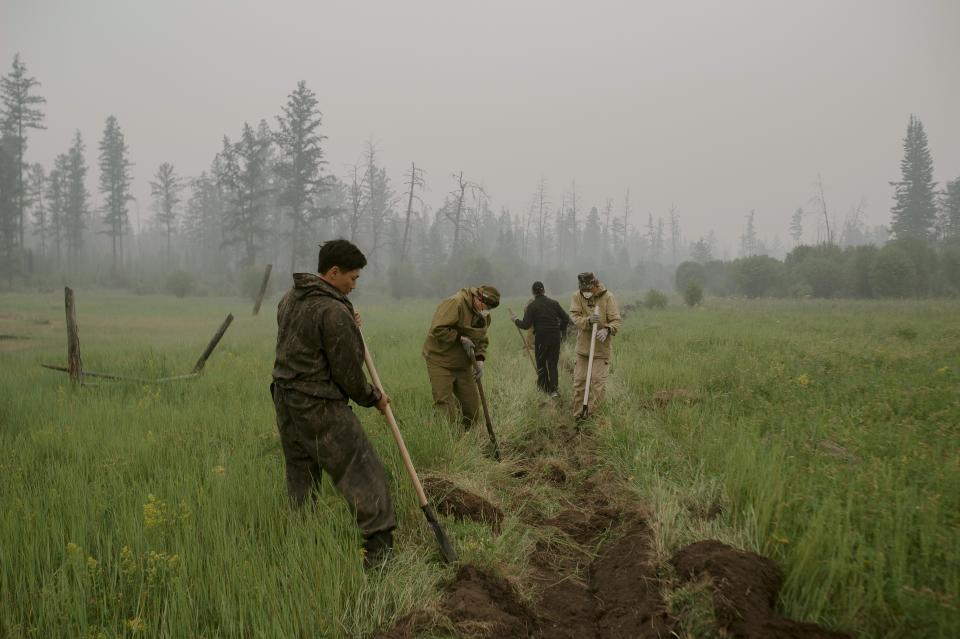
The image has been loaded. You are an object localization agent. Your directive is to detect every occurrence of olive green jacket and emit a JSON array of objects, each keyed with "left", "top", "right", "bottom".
[
  {"left": 422, "top": 288, "right": 491, "bottom": 370},
  {"left": 569, "top": 287, "right": 622, "bottom": 360},
  {"left": 271, "top": 273, "right": 380, "bottom": 406}
]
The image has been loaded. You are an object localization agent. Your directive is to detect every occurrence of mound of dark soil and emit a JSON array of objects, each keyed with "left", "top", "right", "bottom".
[
  {"left": 423, "top": 476, "right": 504, "bottom": 533},
  {"left": 591, "top": 520, "right": 675, "bottom": 639},
  {"left": 441, "top": 564, "right": 535, "bottom": 638},
  {"left": 671, "top": 540, "right": 852, "bottom": 639}
]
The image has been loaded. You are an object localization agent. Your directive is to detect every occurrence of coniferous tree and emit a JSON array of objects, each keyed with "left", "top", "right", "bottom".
[
  {"left": 27, "top": 163, "right": 47, "bottom": 260},
  {"left": 46, "top": 153, "right": 68, "bottom": 269},
  {"left": 97, "top": 115, "right": 133, "bottom": 274},
  {"left": 0, "top": 133, "right": 18, "bottom": 275},
  {"left": 890, "top": 114, "right": 937, "bottom": 241},
  {"left": 64, "top": 131, "right": 89, "bottom": 268},
  {"left": 150, "top": 162, "right": 183, "bottom": 267},
  {"left": 939, "top": 177, "right": 960, "bottom": 240},
  {"left": 0, "top": 53, "right": 46, "bottom": 252},
  {"left": 275, "top": 81, "right": 326, "bottom": 272},
  {"left": 790, "top": 208, "right": 804, "bottom": 246},
  {"left": 219, "top": 124, "right": 272, "bottom": 268},
  {"left": 740, "top": 210, "right": 758, "bottom": 257}
]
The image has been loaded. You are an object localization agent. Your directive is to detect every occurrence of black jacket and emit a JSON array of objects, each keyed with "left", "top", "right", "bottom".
[{"left": 514, "top": 294, "right": 570, "bottom": 343}]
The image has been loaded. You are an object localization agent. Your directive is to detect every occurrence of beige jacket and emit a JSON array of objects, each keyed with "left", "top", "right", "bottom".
[
  {"left": 569, "top": 287, "right": 622, "bottom": 359},
  {"left": 422, "top": 288, "right": 491, "bottom": 370}
]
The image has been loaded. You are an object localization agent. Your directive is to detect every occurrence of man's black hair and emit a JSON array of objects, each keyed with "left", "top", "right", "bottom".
[
  {"left": 317, "top": 239, "right": 367, "bottom": 274},
  {"left": 532, "top": 281, "right": 545, "bottom": 295}
]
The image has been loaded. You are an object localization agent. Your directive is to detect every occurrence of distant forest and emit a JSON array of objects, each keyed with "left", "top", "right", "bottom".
[{"left": 2, "top": 54, "right": 958, "bottom": 299}]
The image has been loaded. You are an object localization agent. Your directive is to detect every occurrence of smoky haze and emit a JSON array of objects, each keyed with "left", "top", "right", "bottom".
[{"left": 2, "top": 0, "right": 959, "bottom": 253}]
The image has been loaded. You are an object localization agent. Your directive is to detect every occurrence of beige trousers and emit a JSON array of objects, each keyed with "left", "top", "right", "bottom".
[{"left": 573, "top": 354, "right": 609, "bottom": 417}]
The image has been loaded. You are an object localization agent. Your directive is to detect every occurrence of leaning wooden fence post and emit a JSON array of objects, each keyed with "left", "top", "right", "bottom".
[
  {"left": 64, "top": 286, "right": 83, "bottom": 384},
  {"left": 192, "top": 313, "right": 234, "bottom": 374},
  {"left": 252, "top": 264, "right": 273, "bottom": 316}
]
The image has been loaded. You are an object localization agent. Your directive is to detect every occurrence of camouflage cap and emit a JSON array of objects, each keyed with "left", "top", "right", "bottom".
[
  {"left": 477, "top": 285, "right": 501, "bottom": 309},
  {"left": 577, "top": 272, "right": 597, "bottom": 291}
]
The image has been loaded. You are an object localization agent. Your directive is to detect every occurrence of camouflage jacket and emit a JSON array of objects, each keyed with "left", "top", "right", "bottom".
[
  {"left": 569, "top": 286, "right": 622, "bottom": 360},
  {"left": 272, "top": 273, "right": 381, "bottom": 406},
  {"left": 422, "top": 287, "right": 491, "bottom": 370}
]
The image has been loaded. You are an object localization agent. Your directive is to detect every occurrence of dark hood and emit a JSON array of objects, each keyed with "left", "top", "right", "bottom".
[{"left": 291, "top": 273, "right": 350, "bottom": 305}]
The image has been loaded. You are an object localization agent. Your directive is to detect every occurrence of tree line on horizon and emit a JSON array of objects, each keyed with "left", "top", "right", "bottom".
[{"left": 1, "top": 53, "right": 958, "bottom": 299}]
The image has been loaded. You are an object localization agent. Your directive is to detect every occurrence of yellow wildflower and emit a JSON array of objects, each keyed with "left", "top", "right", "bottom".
[
  {"left": 936, "top": 367, "right": 948, "bottom": 374},
  {"left": 66, "top": 542, "right": 79, "bottom": 555},
  {"left": 86, "top": 556, "right": 98, "bottom": 569},
  {"left": 795, "top": 374, "right": 810, "bottom": 387},
  {"left": 143, "top": 494, "right": 163, "bottom": 529},
  {"left": 126, "top": 617, "right": 145, "bottom": 632},
  {"left": 212, "top": 465, "right": 226, "bottom": 476}
]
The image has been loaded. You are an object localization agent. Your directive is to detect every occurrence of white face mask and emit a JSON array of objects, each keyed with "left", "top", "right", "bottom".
[
  {"left": 479, "top": 309, "right": 490, "bottom": 318},
  {"left": 581, "top": 291, "right": 593, "bottom": 299}
]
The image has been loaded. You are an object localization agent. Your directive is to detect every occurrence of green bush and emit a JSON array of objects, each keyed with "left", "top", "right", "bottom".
[
  {"left": 643, "top": 289, "right": 668, "bottom": 309},
  {"left": 733, "top": 255, "right": 785, "bottom": 298},
  {"left": 684, "top": 281, "right": 703, "bottom": 307},
  {"left": 795, "top": 257, "right": 843, "bottom": 298},
  {"left": 165, "top": 270, "right": 196, "bottom": 298},
  {"left": 675, "top": 261, "right": 706, "bottom": 294},
  {"left": 869, "top": 246, "right": 916, "bottom": 298}
]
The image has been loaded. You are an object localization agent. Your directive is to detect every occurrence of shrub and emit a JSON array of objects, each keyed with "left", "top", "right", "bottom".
[
  {"left": 644, "top": 289, "right": 668, "bottom": 309},
  {"left": 675, "top": 261, "right": 706, "bottom": 294},
  {"left": 684, "top": 281, "right": 703, "bottom": 307},
  {"left": 733, "top": 255, "right": 785, "bottom": 298},
  {"left": 795, "top": 257, "right": 843, "bottom": 298},
  {"left": 165, "top": 270, "right": 196, "bottom": 298},
  {"left": 869, "top": 246, "right": 916, "bottom": 298}
]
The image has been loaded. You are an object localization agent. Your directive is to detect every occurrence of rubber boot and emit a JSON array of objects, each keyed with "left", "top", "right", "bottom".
[{"left": 362, "top": 529, "right": 394, "bottom": 568}]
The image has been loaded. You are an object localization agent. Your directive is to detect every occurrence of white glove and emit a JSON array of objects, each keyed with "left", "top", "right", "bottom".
[
  {"left": 473, "top": 360, "right": 484, "bottom": 381},
  {"left": 596, "top": 328, "right": 610, "bottom": 343},
  {"left": 589, "top": 309, "right": 601, "bottom": 325},
  {"left": 510, "top": 310, "right": 518, "bottom": 322},
  {"left": 460, "top": 336, "right": 475, "bottom": 353}
]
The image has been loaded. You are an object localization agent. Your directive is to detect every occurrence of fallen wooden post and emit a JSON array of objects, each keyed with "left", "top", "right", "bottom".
[
  {"left": 40, "top": 364, "right": 200, "bottom": 384},
  {"left": 252, "top": 264, "right": 273, "bottom": 316},
  {"left": 65, "top": 287, "right": 83, "bottom": 384},
  {"left": 192, "top": 313, "right": 234, "bottom": 374}
]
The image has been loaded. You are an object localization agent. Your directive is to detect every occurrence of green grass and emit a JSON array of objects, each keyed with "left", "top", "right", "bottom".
[{"left": 1, "top": 291, "right": 957, "bottom": 638}]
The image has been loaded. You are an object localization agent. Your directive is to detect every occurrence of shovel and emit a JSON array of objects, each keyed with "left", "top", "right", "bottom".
[
  {"left": 360, "top": 332, "right": 458, "bottom": 564},
  {"left": 508, "top": 307, "right": 538, "bottom": 374},
  {"left": 466, "top": 346, "right": 502, "bottom": 462},
  {"left": 578, "top": 309, "right": 600, "bottom": 421}
]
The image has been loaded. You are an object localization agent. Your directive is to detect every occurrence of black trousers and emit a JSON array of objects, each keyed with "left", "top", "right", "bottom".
[{"left": 534, "top": 340, "right": 561, "bottom": 393}]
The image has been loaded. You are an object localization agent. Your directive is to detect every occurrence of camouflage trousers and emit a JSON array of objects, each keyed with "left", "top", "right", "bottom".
[
  {"left": 572, "top": 354, "right": 610, "bottom": 417},
  {"left": 271, "top": 384, "right": 396, "bottom": 537},
  {"left": 425, "top": 361, "right": 481, "bottom": 429}
]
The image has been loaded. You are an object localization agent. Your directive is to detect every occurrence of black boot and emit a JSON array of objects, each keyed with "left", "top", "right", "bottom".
[{"left": 362, "top": 530, "right": 394, "bottom": 568}]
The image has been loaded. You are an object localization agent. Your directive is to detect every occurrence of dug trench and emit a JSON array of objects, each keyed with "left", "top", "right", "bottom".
[{"left": 378, "top": 399, "right": 852, "bottom": 639}]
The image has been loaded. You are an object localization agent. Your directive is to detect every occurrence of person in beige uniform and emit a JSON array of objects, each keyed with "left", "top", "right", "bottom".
[
  {"left": 569, "top": 272, "right": 622, "bottom": 419},
  {"left": 422, "top": 285, "right": 500, "bottom": 429}
]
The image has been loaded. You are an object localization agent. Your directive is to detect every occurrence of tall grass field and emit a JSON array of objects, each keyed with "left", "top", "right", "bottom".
[{"left": 1, "top": 290, "right": 957, "bottom": 638}]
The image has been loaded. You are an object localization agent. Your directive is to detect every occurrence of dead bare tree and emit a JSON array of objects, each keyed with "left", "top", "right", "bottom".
[
  {"left": 347, "top": 164, "right": 364, "bottom": 243},
  {"left": 813, "top": 173, "right": 834, "bottom": 245},
  {"left": 446, "top": 172, "right": 483, "bottom": 255},
  {"left": 531, "top": 176, "right": 551, "bottom": 265},
  {"left": 400, "top": 161, "right": 424, "bottom": 262}
]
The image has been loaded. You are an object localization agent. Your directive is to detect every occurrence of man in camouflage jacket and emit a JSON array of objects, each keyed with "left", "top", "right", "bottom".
[
  {"left": 272, "top": 239, "right": 395, "bottom": 564},
  {"left": 421, "top": 285, "right": 500, "bottom": 428}
]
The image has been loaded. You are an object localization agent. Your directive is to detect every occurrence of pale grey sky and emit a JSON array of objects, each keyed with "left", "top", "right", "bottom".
[{"left": 3, "top": 0, "right": 958, "bottom": 251}]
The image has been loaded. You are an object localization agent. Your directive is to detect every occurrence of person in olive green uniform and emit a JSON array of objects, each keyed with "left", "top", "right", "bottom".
[
  {"left": 569, "top": 272, "right": 622, "bottom": 419},
  {"left": 422, "top": 285, "right": 500, "bottom": 428},
  {"left": 271, "top": 239, "right": 395, "bottom": 565}
]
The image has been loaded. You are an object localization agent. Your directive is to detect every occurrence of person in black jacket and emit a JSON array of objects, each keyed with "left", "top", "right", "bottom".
[{"left": 511, "top": 281, "right": 570, "bottom": 397}]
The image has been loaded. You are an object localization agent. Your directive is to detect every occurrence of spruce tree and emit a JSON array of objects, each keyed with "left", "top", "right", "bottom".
[
  {"left": 97, "top": 115, "right": 133, "bottom": 274},
  {"left": 890, "top": 114, "right": 937, "bottom": 240},
  {"left": 939, "top": 177, "right": 960, "bottom": 240},
  {"left": 64, "top": 131, "right": 89, "bottom": 268},
  {"left": 150, "top": 162, "right": 183, "bottom": 267},
  {"left": 275, "top": 81, "right": 326, "bottom": 272},
  {"left": 0, "top": 53, "right": 46, "bottom": 251},
  {"left": 46, "top": 154, "right": 69, "bottom": 269},
  {"left": 220, "top": 124, "right": 272, "bottom": 268},
  {"left": 0, "top": 133, "right": 18, "bottom": 276},
  {"left": 27, "top": 163, "right": 47, "bottom": 260}
]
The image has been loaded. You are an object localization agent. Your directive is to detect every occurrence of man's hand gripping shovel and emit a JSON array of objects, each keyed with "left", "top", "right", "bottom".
[{"left": 360, "top": 329, "right": 458, "bottom": 564}]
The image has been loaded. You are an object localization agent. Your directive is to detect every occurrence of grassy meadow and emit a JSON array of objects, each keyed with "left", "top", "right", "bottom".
[{"left": 0, "top": 289, "right": 957, "bottom": 638}]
